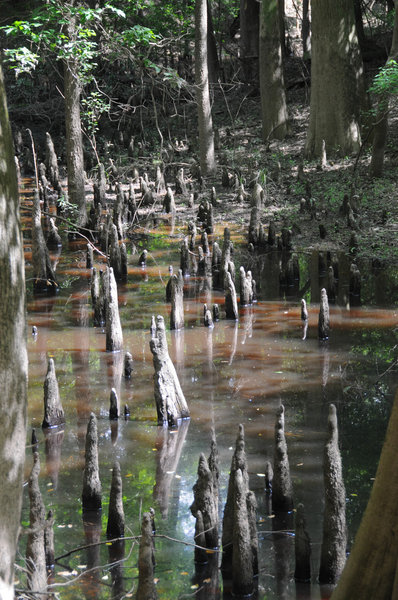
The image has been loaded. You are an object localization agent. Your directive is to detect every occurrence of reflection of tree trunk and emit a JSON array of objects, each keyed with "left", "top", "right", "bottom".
[
  {"left": 273, "top": 512, "right": 294, "bottom": 600},
  {"left": 171, "top": 329, "right": 185, "bottom": 376},
  {"left": 153, "top": 420, "right": 190, "bottom": 518},
  {"left": 0, "top": 62, "right": 28, "bottom": 597},
  {"left": 193, "top": 553, "right": 220, "bottom": 600},
  {"left": 240, "top": 307, "right": 254, "bottom": 345},
  {"left": 44, "top": 427, "right": 65, "bottom": 489},
  {"left": 108, "top": 540, "right": 125, "bottom": 600},
  {"left": 72, "top": 318, "right": 91, "bottom": 450},
  {"left": 228, "top": 322, "right": 238, "bottom": 365},
  {"left": 296, "top": 580, "right": 313, "bottom": 600},
  {"left": 321, "top": 345, "right": 330, "bottom": 393},
  {"left": 82, "top": 511, "right": 102, "bottom": 600},
  {"left": 104, "top": 350, "right": 124, "bottom": 401}
]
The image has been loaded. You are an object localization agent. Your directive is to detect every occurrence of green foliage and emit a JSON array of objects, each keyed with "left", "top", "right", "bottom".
[
  {"left": 122, "top": 25, "right": 159, "bottom": 46},
  {"left": 57, "top": 194, "right": 79, "bottom": 222},
  {"left": 1, "top": 1, "right": 102, "bottom": 82},
  {"left": 2, "top": 46, "right": 39, "bottom": 77},
  {"left": 369, "top": 59, "right": 398, "bottom": 96},
  {"left": 81, "top": 91, "right": 109, "bottom": 139}
]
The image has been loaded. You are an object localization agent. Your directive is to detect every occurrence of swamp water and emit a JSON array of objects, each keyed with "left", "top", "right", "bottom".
[{"left": 18, "top": 182, "right": 398, "bottom": 599}]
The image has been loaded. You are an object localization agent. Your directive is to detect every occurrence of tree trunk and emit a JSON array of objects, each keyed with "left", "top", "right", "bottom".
[
  {"left": 259, "top": 0, "right": 288, "bottom": 141},
  {"left": 240, "top": 0, "right": 259, "bottom": 84},
  {"left": 0, "top": 62, "right": 28, "bottom": 599},
  {"left": 207, "top": 0, "right": 220, "bottom": 85},
  {"left": 304, "top": 0, "right": 365, "bottom": 157},
  {"left": 353, "top": 0, "right": 366, "bottom": 47},
  {"left": 302, "top": 0, "right": 311, "bottom": 58},
  {"left": 279, "top": 0, "right": 286, "bottom": 56},
  {"left": 370, "top": 0, "right": 398, "bottom": 177},
  {"left": 331, "top": 390, "right": 398, "bottom": 599},
  {"left": 195, "top": 0, "right": 216, "bottom": 175},
  {"left": 64, "top": 17, "right": 87, "bottom": 227}
]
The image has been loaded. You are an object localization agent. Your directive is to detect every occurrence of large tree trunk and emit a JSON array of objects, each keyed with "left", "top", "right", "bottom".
[
  {"left": 206, "top": 0, "right": 220, "bottom": 85},
  {"left": 304, "top": 0, "right": 365, "bottom": 158},
  {"left": 195, "top": 0, "right": 216, "bottom": 175},
  {"left": 259, "top": 0, "right": 288, "bottom": 141},
  {"left": 64, "top": 16, "right": 87, "bottom": 228},
  {"left": 0, "top": 62, "right": 28, "bottom": 599},
  {"left": 331, "top": 389, "right": 398, "bottom": 599},
  {"left": 240, "top": 0, "right": 259, "bottom": 84},
  {"left": 370, "top": 0, "right": 398, "bottom": 177}
]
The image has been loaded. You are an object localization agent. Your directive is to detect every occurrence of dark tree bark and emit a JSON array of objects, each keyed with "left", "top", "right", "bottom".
[
  {"left": 259, "top": 0, "right": 288, "bottom": 141},
  {"left": 206, "top": 0, "right": 220, "bottom": 84},
  {"left": 353, "top": 0, "right": 366, "bottom": 47},
  {"left": 305, "top": 0, "right": 365, "bottom": 157},
  {"left": 0, "top": 62, "right": 28, "bottom": 598},
  {"left": 370, "top": 1, "right": 398, "bottom": 176},
  {"left": 240, "top": 0, "right": 259, "bottom": 83},
  {"left": 302, "top": 0, "right": 311, "bottom": 57}
]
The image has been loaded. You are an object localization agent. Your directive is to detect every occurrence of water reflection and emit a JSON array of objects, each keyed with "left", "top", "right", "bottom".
[
  {"left": 44, "top": 427, "right": 64, "bottom": 489},
  {"left": 80, "top": 511, "right": 102, "bottom": 600},
  {"left": 153, "top": 420, "right": 190, "bottom": 519},
  {"left": 107, "top": 539, "right": 125, "bottom": 600},
  {"left": 20, "top": 198, "right": 398, "bottom": 600}
]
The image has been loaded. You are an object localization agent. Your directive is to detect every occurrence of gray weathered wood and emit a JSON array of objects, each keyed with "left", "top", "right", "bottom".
[
  {"left": 42, "top": 358, "right": 65, "bottom": 428},
  {"left": 26, "top": 453, "right": 47, "bottom": 595},
  {"left": 319, "top": 404, "right": 347, "bottom": 584},
  {"left": 150, "top": 315, "right": 189, "bottom": 426}
]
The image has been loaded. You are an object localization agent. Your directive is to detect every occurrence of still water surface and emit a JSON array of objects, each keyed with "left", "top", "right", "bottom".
[{"left": 18, "top": 183, "right": 398, "bottom": 599}]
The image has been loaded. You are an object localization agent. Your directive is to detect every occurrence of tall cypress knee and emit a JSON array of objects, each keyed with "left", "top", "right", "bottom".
[
  {"left": 319, "top": 404, "right": 347, "bottom": 584},
  {"left": 82, "top": 413, "right": 102, "bottom": 512}
]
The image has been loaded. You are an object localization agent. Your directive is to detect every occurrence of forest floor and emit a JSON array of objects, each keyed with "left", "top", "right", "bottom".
[
  {"left": 179, "top": 82, "right": 398, "bottom": 265},
  {"left": 12, "top": 50, "right": 398, "bottom": 265},
  {"left": 113, "top": 60, "right": 398, "bottom": 266}
]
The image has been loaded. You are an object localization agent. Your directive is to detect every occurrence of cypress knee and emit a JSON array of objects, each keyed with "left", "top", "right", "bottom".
[
  {"left": 318, "top": 288, "right": 330, "bottom": 340},
  {"left": 82, "top": 413, "right": 102, "bottom": 512},
  {"left": 42, "top": 358, "right": 65, "bottom": 429},
  {"left": 272, "top": 405, "right": 294, "bottom": 512},
  {"left": 319, "top": 404, "right": 347, "bottom": 585},
  {"left": 26, "top": 453, "right": 47, "bottom": 594}
]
